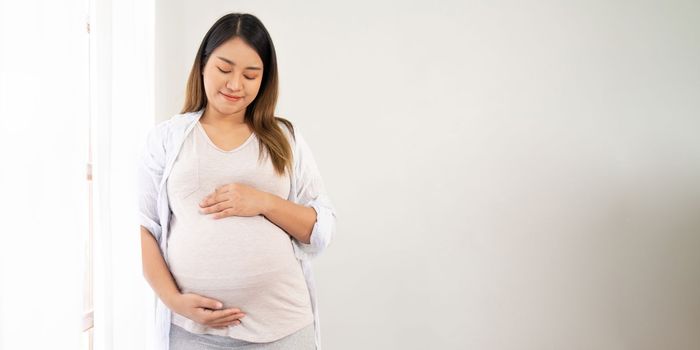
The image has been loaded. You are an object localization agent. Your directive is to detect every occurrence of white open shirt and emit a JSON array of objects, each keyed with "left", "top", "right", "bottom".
[{"left": 137, "top": 109, "right": 336, "bottom": 350}]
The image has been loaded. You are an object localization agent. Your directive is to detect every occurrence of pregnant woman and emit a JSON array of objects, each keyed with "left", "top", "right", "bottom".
[{"left": 137, "top": 13, "right": 336, "bottom": 350}]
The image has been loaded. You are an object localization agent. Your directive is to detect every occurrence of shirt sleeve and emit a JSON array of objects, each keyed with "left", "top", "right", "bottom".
[
  {"left": 288, "top": 128, "right": 337, "bottom": 261},
  {"left": 137, "top": 125, "right": 166, "bottom": 242}
]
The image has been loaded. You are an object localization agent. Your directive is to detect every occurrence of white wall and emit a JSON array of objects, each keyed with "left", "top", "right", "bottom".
[{"left": 155, "top": 1, "right": 700, "bottom": 349}]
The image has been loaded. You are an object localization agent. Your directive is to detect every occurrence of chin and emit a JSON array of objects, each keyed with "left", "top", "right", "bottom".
[{"left": 213, "top": 103, "right": 245, "bottom": 115}]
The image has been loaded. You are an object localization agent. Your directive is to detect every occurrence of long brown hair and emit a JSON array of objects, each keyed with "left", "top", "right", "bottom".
[{"left": 181, "top": 13, "right": 295, "bottom": 177}]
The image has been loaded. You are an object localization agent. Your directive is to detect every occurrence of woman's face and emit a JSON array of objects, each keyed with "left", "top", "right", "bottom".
[{"left": 202, "top": 37, "right": 264, "bottom": 117}]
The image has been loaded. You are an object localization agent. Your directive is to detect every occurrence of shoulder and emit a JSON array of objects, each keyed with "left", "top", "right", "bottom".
[
  {"left": 162, "top": 110, "right": 201, "bottom": 134},
  {"left": 274, "top": 117, "right": 316, "bottom": 171},
  {"left": 147, "top": 110, "right": 202, "bottom": 147},
  {"left": 274, "top": 116, "right": 315, "bottom": 146},
  {"left": 274, "top": 116, "right": 297, "bottom": 145},
  {"left": 274, "top": 117, "right": 320, "bottom": 169},
  {"left": 274, "top": 116, "right": 314, "bottom": 155}
]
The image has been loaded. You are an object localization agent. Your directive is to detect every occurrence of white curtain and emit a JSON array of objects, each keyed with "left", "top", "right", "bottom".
[
  {"left": 0, "top": 0, "right": 155, "bottom": 348},
  {"left": 0, "top": 0, "right": 89, "bottom": 349},
  {"left": 90, "top": 0, "right": 156, "bottom": 349}
]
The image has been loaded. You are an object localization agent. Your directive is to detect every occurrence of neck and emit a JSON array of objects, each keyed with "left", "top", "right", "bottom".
[{"left": 200, "top": 105, "right": 247, "bottom": 129}]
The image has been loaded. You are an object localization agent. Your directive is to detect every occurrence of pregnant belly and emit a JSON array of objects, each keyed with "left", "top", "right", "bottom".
[
  {"left": 167, "top": 215, "right": 298, "bottom": 278},
  {"left": 166, "top": 214, "right": 313, "bottom": 341}
]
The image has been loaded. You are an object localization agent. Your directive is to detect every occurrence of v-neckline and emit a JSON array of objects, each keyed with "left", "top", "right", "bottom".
[{"left": 196, "top": 121, "right": 255, "bottom": 153}]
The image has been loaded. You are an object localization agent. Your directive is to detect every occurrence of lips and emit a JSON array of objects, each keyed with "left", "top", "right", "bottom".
[{"left": 220, "top": 92, "right": 242, "bottom": 101}]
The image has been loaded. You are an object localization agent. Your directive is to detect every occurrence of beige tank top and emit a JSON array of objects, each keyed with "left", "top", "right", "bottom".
[{"left": 166, "top": 120, "right": 313, "bottom": 342}]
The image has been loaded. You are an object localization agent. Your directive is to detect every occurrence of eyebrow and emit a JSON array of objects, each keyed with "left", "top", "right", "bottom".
[{"left": 216, "top": 56, "right": 262, "bottom": 70}]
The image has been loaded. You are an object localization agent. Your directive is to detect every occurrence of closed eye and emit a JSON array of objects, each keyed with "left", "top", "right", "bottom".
[{"left": 217, "top": 67, "right": 257, "bottom": 80}]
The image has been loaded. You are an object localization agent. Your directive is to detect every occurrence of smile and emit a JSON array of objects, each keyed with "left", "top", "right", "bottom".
[{"left": 220, "top": 92, "right": 242, "bottom": 102}]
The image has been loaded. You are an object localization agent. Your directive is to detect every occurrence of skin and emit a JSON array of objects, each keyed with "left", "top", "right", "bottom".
[{"left": 141, "top": 37, "right": 317, "bottom": 330}]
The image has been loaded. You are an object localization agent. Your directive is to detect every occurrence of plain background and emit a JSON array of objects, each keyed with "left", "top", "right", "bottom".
[{"left": 155, "top": 1, "right": 700, "bottom": 349}]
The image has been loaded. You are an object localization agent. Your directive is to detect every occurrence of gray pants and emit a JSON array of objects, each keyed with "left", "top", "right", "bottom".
[{"left": 169, "top": 323, "right": 316, "bottom": 350}]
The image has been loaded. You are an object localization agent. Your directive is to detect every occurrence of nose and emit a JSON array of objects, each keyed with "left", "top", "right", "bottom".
[{"left": 226, "top": 74, "right": 242, "bottom": 91}]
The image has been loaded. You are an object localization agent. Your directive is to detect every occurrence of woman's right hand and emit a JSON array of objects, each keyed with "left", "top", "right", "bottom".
[{"left": 170, "top": 292, "right": 246, "bottom": 329}]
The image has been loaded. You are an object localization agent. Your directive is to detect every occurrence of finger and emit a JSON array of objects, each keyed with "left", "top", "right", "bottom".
[
  {"left": 216, "top": 184, "right": 241, "bottom": 196},
  {"left": 200, "top": 194, "right": 226, "bottom": 208},
  {"left": 210, "top": 320, "right": 241, "bottom": 329},
  {"left": 216, "top": 184, "right": 233, "bottom": 193},
  {"left": 212, "top": 207, "right": 235, "bottom": 219},
  {"left": 199, "top": 194, "right": 211, "bottom": 207},
  {"left": 198, "top": 296, "right": 224, "bottom": 310},
  {"left": 208, "top": 314, "right": 245, "bottom": 327},
  {"left": 210, "top": 315, "right": 244, "bottom": 327},
  {"left": 212, "top": 313, "right": 246, "bottom": 324},
  {"left": 199, "top": 308, "right": 241, "bottom": 323},
  {"left": 204, "top": 201, "right": 234, "bottom": 216},
  {"left": 200, "top": 201, "right": 222, "bottom": 214},
  {"left": 208, "top": 310, "right": 245, "bottom": 322}
]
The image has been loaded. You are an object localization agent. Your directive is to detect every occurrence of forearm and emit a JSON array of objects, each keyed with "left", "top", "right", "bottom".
[
  {"left": 140, "top": 226, "right": 181, "bottom": 308},
  {"left": 262, "top": 194, "right": 316, "bottom": 244}
]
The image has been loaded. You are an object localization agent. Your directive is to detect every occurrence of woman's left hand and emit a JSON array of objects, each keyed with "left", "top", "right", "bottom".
[{"left": 198, "top": 183, "right": 270, "bottom": 219}]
